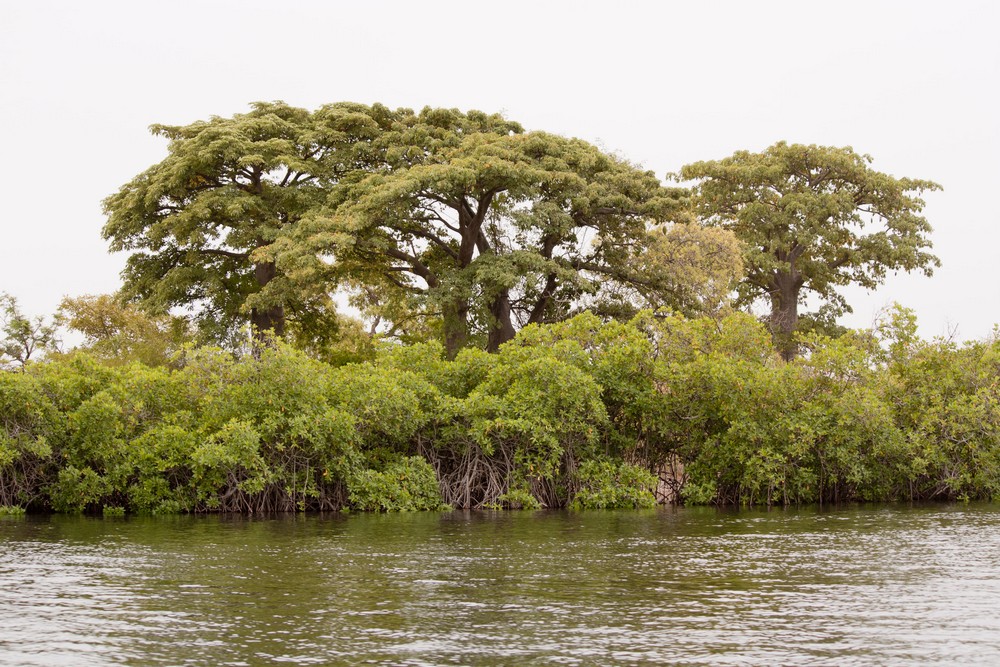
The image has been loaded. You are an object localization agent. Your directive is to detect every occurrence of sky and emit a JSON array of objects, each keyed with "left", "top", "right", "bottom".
[{"left": 1, "top": 0, "right": 997, "bottom": 342}]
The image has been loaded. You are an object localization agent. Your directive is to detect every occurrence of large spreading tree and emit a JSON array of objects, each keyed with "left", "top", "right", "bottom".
[
  {"left": 104, "top": 102, "right": 742, "bottom": 355},
  {"left": 680, "top": 142, "right": 940, "bottom": 359},
  {"left": 102, "top": 101, "right": 400, "bottom": 344},
  {"left": 282, "top": 107, "right": 740, "bottom": 356}
]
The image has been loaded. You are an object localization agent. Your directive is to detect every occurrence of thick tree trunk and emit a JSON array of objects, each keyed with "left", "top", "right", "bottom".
[
  {"left": 250, "top": 261, "right": 284, "bottom": 344},
  {"left": 486, "top": 291, "right": 517, "bottom": 352},
  {"left": 439, "top": 192, "right": 503, "bottom": 358},
  {"left": 250, "top": 305, "right": 285, "bottom": 337},
  {"left": 768, "top": 272, "right": 800, "bottom": 361},
  {"left": 442, "top": 300, "right": 469, "bottom": 360}
]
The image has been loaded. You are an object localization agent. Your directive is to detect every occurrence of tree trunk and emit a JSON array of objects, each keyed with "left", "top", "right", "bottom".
[
  {"left": 250, "top": 305, "right": 285, "bottom": 338},
  {"left": 442, "top": 299, "right": 469, "bottom": 360},
  {"left": 527, "top": 272, "right": 559, "bottom": 325},
  {"left": 250, "top": 261, "right": 284, "bottom": 345},
  {"left": 486, "top": 291, "right": 517, "bottom": 352},
  {"left": 768, "top": 272, "right": 800, "bottom": 361}
]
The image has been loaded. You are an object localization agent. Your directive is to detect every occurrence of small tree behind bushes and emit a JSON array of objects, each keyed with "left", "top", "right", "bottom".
[
  {"left": 0, "top": 293, "right": 60, "bottom": 371},
  {"left": 0, "top": 308, "right": 998, "bottom": 513}
]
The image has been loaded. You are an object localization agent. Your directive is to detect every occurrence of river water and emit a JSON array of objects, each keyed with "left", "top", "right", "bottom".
[{"left": 1, "top": 505, "right": 999, "bottom": 666}]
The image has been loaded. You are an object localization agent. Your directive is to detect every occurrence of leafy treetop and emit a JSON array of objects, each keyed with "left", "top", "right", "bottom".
[
  {"left": 284, "top": 107, "right": 738, "bottom": 356},
  {"left": 102, "top": 101, "right": 400, "bottom": 344},
  {"left": 680, "top": 141, "right": 939, "bottom": 359}
]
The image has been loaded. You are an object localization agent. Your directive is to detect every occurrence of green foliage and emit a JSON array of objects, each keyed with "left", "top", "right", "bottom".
[
  {"left": 192, "top": 419, "right": 268, "bottom": 499},
  {"left": 681, "top": 142, "right": 939, "bottom": 359},
  {"left": 0, "top": 370, "right": 57, "bottom": 506},
  {"left": 2, "top": 304, "right": 999, "bottom": 512},
  {"left": 1, "top": 293, "right": 59, "bottom": 370},
  {"left": 648, "top": 311, "right": 919, "bottom": 505},
  {"left": 102, "top": 101, "right": 399, "bottom": 344},
  {"left": 493, "top": 486, "right": 542, "bottom": 510},
  {"left": 287, "top": 313, "right": 377, "bottom": 366},
  {"left": 178, "top": 343, "right": 360, "bottom": 511},
  {"left": 50, "top": 466, "right": 110, "bottom": 513},
  {"left": 327, "top": 363, "right": 435, "bottom": 449},
  {"left": 380, "top": 342, "right": 497, "bottom": 399},
  {"left": 879, "top": 314, "right": 1000, "bottom": 501},
  {"left": 570, "top": 460, "right": 657, "bottom": 510},
  {"left": 471, "top": 352, "right": 607, "bottom": 476},
  {"left": 347, "top": 456, "right": 445, "bottom": 511},
  {"left": 58, "top": 294, "right": 191, "bottom": 367},
  {"left": 104, "top": 101, "right": 744, "bottom": 356},
  {"left": 280, "top": 106, "right": 737, "bottom": 356},
  {"left": 31, "top": 351, "right": 120, "bottom": 412},
  {"left": 83, "top": 104, "right": 989, "bottom": 514}
]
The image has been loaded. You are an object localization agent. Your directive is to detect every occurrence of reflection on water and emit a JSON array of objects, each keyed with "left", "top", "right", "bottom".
[{"left": 1, "top": 505, "right": 999, "bottom": 665}]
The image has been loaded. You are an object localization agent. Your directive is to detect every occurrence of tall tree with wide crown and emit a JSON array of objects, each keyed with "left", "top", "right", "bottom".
[
  {"left": 681, "top": 142, "right": 940, "bottom": 360},
  {"left": 284, "top": 107, "right": 738, "bottom": 357}
]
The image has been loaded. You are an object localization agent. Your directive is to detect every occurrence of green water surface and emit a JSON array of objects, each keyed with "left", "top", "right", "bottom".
[{"left": 2, "top": 505, "right": 999, "bottom": 665}]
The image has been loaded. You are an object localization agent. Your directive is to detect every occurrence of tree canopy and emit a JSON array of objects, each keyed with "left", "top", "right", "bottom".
[
  {"left": 102, "top": 101, "right": 399, "bottom": 344},
  {"left": 57, "top": 294, "right": 191, "bottom": 367},
  {"left": 680, "top": 142, "right": 940, "bottom": 359},
  {"left": 281, "top": 107, "right": 740, "bottom": 356},
  {"left": 105, "top": 102, "right": 742, "bottom": 355},
  {"left": 0, "top": 294, "right": 59, "bottom": 370}
]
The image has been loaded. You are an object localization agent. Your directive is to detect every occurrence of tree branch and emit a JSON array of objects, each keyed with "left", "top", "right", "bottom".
[
  {"left": 197, "top": 248, "right": 251, "bottom": 260},
  {"left": 406, "top": 226, "right": 460, "bottom": 260},
  {"left": 384, "top": 247, "right": 439, "bottom": 288}
]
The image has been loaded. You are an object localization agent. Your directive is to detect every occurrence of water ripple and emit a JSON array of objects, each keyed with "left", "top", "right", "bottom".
[{"left": 1, "top": 505, "right": 1000, "bottom": 665}]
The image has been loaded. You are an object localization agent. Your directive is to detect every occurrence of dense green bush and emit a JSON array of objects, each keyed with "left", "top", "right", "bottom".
[
  {"left": 570, "top": 460, "right": 657, "bottom": 510},
  {"left": 1, "top": 309, "right": 998, "bottom": 513},
  {"left": 347, "top": 456, "right": 447, "bottom": 512},
  {"left": 0, "top": 370, "right": 57, "bottom": 506}
]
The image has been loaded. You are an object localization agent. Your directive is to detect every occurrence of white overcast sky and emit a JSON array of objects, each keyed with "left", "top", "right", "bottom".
[{"left": 1, "top": 0, "right": 997, "bottom": 341}]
